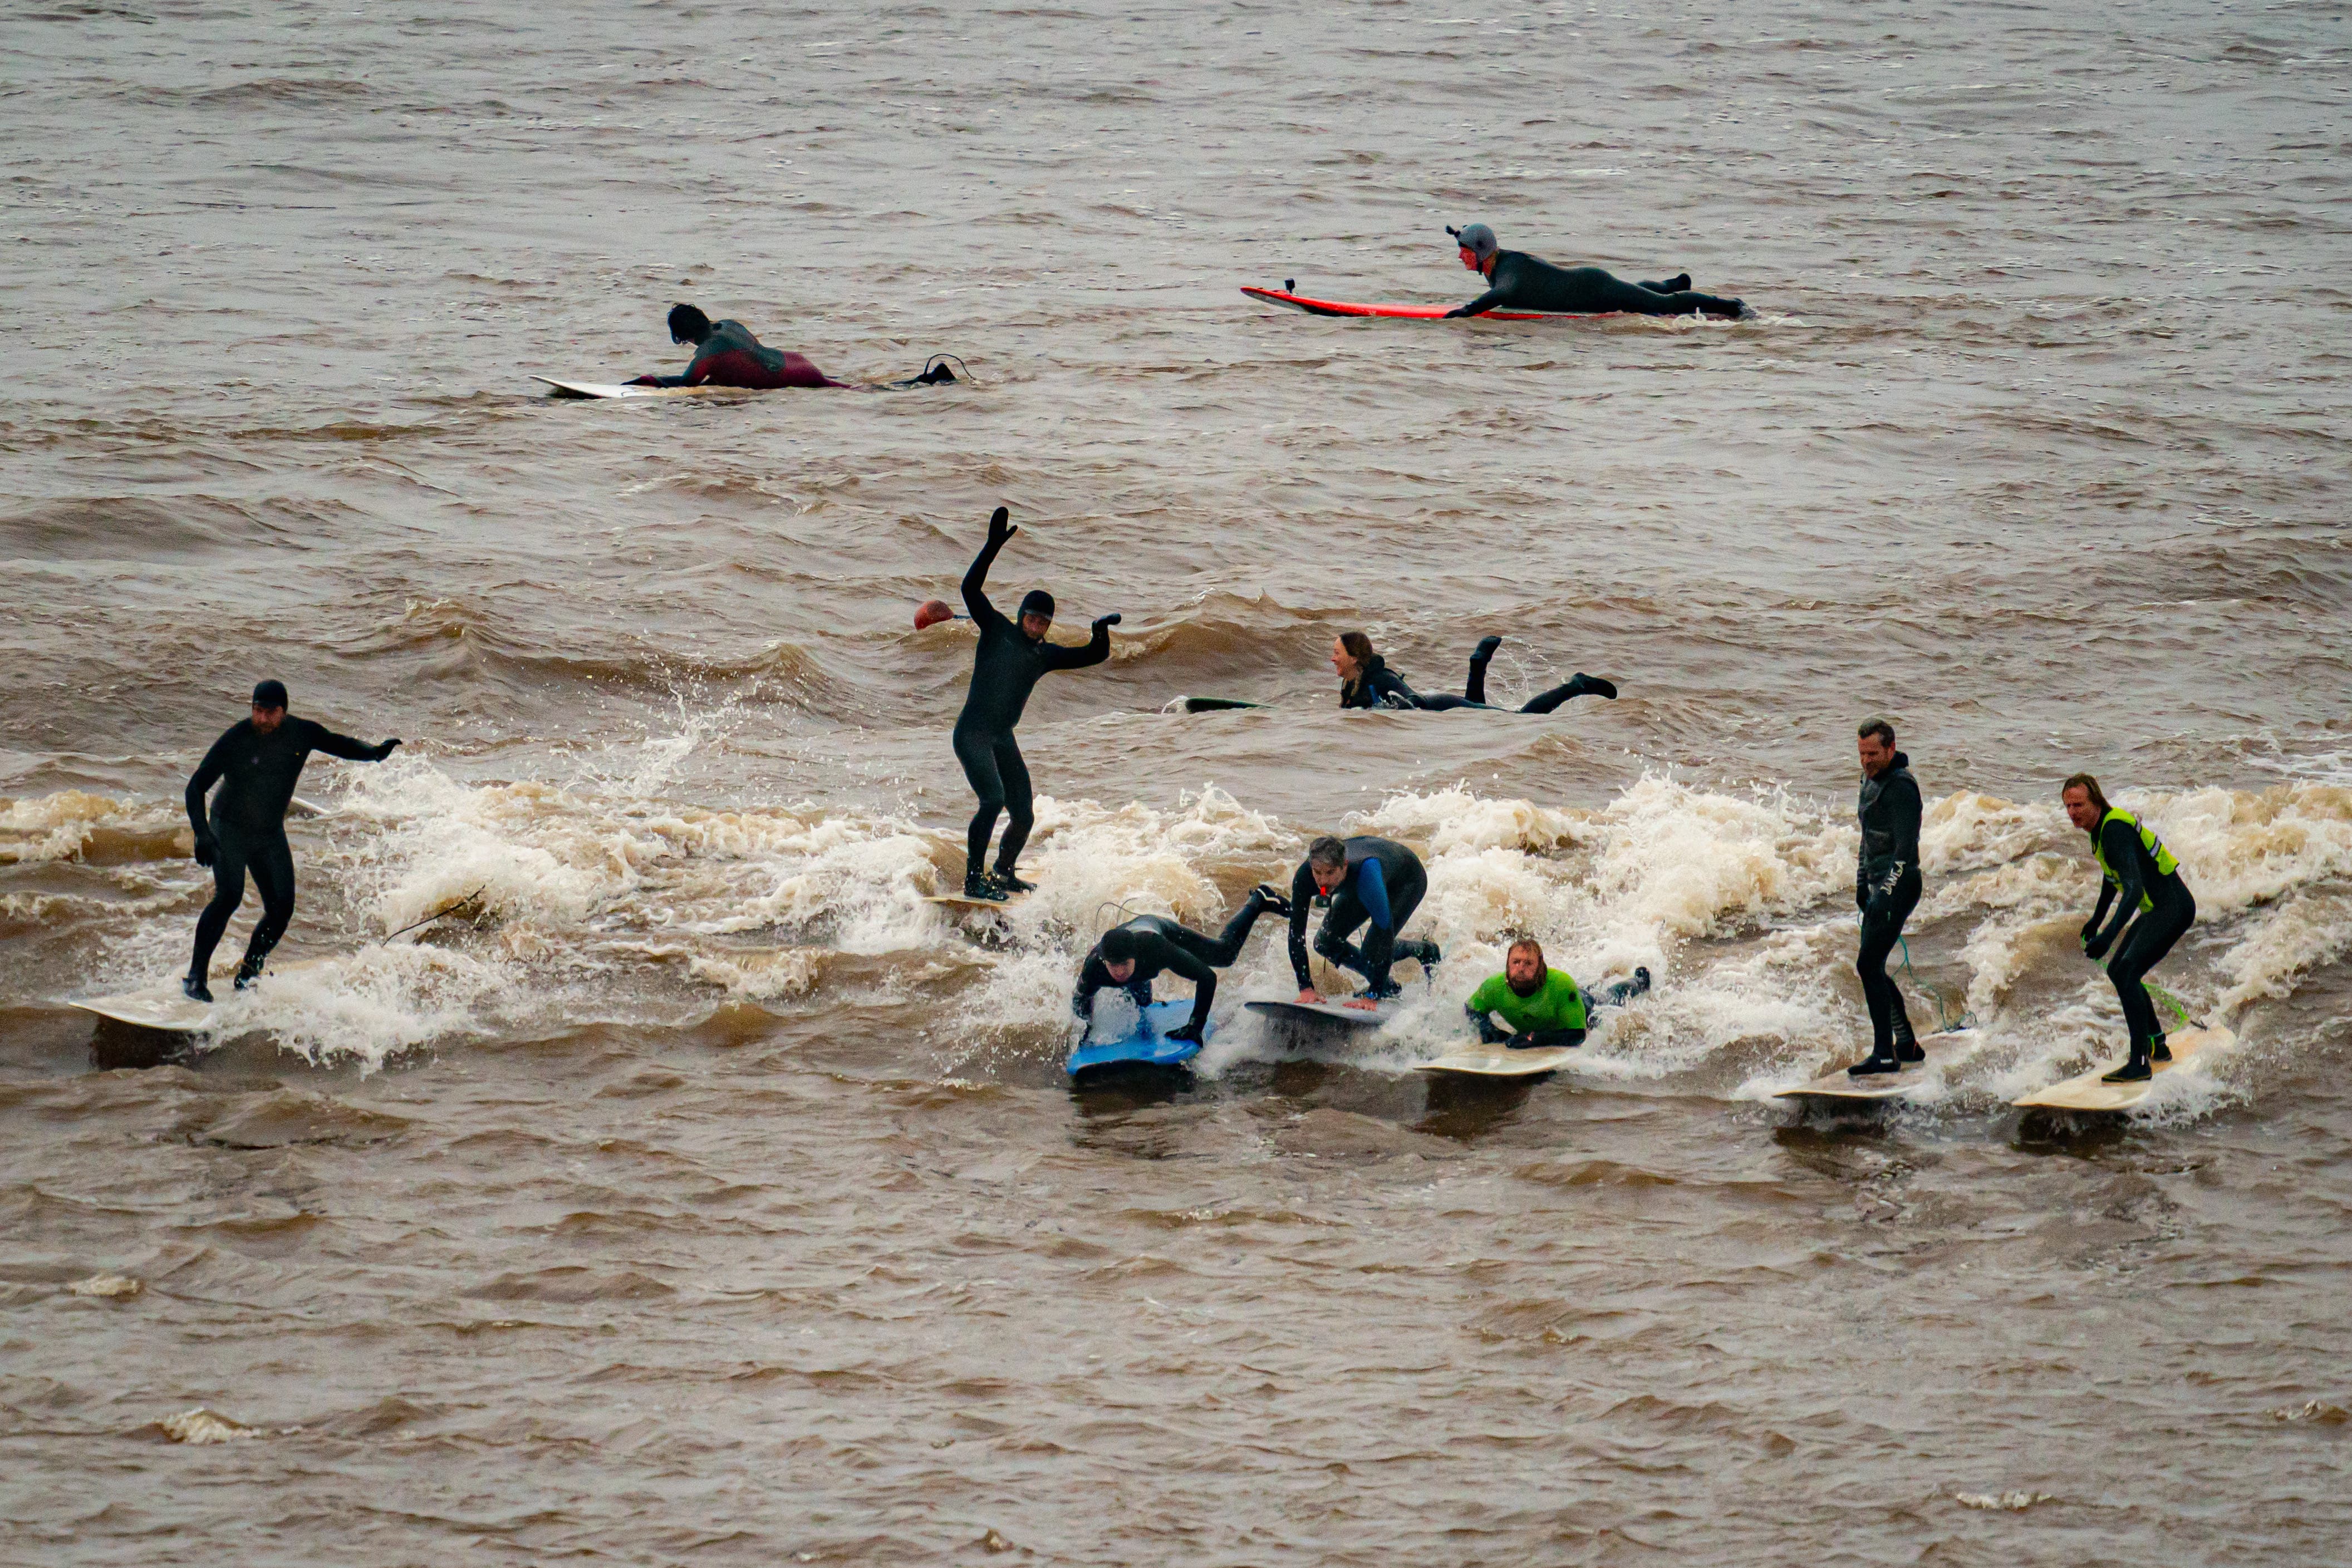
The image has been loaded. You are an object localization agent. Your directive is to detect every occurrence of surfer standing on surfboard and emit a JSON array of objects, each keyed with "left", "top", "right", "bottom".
[
  {"left": 952, "top": 506, "right": 1119, "bottom": 902},
  {"left": 1288, "top": 835, "right": 1441, "bottom": 1003},
  {"left": 2063, "top": 774, "right": 2197, "bottom": 1084},
  {"left": 1848, "top": 719, "right": 1924, "bottom": 1077},
  {"left": 1073, "top": 888, "right": 1292, "bottom": 1044},
  {"left": 1464, "top": 937, "right": 1651, "bottom": 1049},
  {"left": 1442, "top": 224, "right": 1745, "bottom": 321},
  {"left": 181, "top": 680, "right": 401, "bottom": 1002},
  {"left": 1332, "top": 631, "right": 1616, "bottom": 712}
]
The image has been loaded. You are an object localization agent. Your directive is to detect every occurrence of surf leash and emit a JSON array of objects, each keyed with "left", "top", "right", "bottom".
[
  {"left": 386, "top": 887, "right": 487, "bottom": 943},
  {"left": 1897, "top": 935, "right": 1974, "bottom": 1034}
]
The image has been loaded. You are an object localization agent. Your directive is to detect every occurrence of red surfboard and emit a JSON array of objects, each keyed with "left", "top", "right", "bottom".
[{"left": 1240, "top": 285, "right": 1609, "bottom": 322}]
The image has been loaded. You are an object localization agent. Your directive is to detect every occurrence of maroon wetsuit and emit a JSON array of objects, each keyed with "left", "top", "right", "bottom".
[{"left": 634, "top": 320, "right": 842, "bottom": 389}]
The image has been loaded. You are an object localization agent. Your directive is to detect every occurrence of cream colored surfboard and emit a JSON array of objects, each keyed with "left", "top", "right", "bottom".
[
  {"left": 1773, "top": 1029, "right": 1980, "bottom": 1103},
  {"left": 2011, "top": 1025, "right": 2236, "bottom": 1112},
  {"left": 924, "top": 892, "right": 1027, "bottom": 912},
  {"left": 1412, "top": 1043, "right": 1577, "bottom": 1077},
  {"left": 533, "top": 376, "right": 730, "bottom": 400},
  {"left": 69, "top": 957, "right": 335, "bottom": 1031}
]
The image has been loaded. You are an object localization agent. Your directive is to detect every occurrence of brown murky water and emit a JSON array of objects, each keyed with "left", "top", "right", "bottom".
[{"left": 5, "top": 1, "right": 2351, "bottom": 1560}]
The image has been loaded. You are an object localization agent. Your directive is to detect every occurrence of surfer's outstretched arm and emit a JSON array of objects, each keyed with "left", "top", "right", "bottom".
[
  {"left": 1444, "top": 290, "right": 1502, "bottom": 320},
  {"left": 962, "top": 507, "right": 1015, "bottom": 626},
  {"left": 1045, "top": 614, "right": 1118, "bottom": 672}
]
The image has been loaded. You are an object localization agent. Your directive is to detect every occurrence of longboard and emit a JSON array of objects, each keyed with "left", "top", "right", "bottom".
[
  {"left": 69, "top": 957, "right": 335, "bottom": 1032},
  {"left": 1067, "top": 1000, "right": 1207, "bottom": 1077},
  {"left": 533, "top": 376, "right": 731, "bottom": 400},
  {"left": 1413, "top": 1043, "right": 1577, "bottom": 1078},
  {"left": 1772, "top": 1029, "right": 1981, "bottom": 1104},
  {"left": 1245, "top": 997, "right": 1399, "bottom": 1029},
  {"left": 1241, "top": 286, "right": 1604, "bottom": 323},
  {"left": 925, "top": 891, "right": 1029, "bottom": 912},
  {"left": 2011, "top": 1025, "right": 2237, "bottom": 1113}
]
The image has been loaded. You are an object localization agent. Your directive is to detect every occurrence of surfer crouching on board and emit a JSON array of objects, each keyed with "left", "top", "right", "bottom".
[
  {"left": 1464, "top": 938, "right": 1651, "bottom": 1049},
  {"left": 1333, "top": 632, "right": 1615, "bottom": 712},
  {"left": 1074, "top": 887, "right": 1292, "bottom": 1044},
  {"left": 952, "top": 506, "right": 1119, "bottom": 901},
  {"left": 1442, "top": 224, "right": 1744, "bottom": 320},
  {"left": 629, "top": 303, "right": 851, "bottom": 390},
  {"left": 2064, "top": 774, "right": 2196, "bottom": 1084},
  {"left": 1288, "top": 835, "right": 1441, "bottom": 1003},
  {"left": 182, "top": 680, "right": 401, "bottom": 1002},
  {"left": 1848, "top": 719, "right": 1924, "bottom": 1077}
]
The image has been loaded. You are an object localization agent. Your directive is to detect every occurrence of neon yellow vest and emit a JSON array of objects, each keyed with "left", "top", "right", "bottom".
[{"left": 2093, "top": 807, "right": 2178, "bottom": 910}]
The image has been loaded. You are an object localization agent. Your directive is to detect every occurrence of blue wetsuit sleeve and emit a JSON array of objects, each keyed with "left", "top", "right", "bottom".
[
  {"left": 2091, "top": 818, "right": 2143, "bottom": 950},
  {"left": 1358, "top": 858, "right": 1393, "bottom": 931}
]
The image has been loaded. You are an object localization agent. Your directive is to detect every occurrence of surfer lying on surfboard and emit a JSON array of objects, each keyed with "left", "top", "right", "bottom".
[
  {"left": 626, "top": 303, "right": 963, "bottom": 391},
  {"left": 1289, "top": 835, "right": 1441, "bottom": 1004},
  {"left": 1333, "top": 632, "right": 1616, "bottom": 712},
  {"left": 2064, "top": 773, "right": 2197, "bottom": 1084},
  {"left": 1443, "top": 223, "right": 1745, "bottom": 320},
  {"left": 1465, "top": 937, "right": 1651, "bottom": 1049},
  {"left": 1073, "top": 887, "right": 1292, "bottom": 1045},
  {"left": 182, "top": 679, "right": 401, "bottom": 1002}
]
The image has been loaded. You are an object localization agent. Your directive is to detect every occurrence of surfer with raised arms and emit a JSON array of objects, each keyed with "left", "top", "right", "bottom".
[
  {"left": 1333, "top": 631, "right": 1616, "bottom": 713},
  {"left": 1464, "top": 937, "right": 1651, "bottom": 1049},
  {"left": 181, "top": 680, "right": 401, "bottom": 1002},
  {"left": 1073, "top": 886, "right": 1293, "bottom": 1044},
  {"left": 2063, "top": 774, "right": 2196, "bottom": 1083},
  {"left": 1442, "top": 224, "right": 1745, "bottom": 321},
  {"left": 952, "top": 505, "right": 1119, "bottom": 901},
  {"left": 1289, "top": 835, "right": 1441, "bottom": 1003},
  {"left": 1848, "top": 719, "right": 1924, "bottom": 1077}
]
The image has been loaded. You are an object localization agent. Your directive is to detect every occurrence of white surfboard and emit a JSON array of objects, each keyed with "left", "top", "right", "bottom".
[
  {"left": 1244, "top": 997, "right": 1400, "bottom": 1029},
  {"left": 1413, "top": 1043, "right": 1577, "bottom": 1078},
  {"left": 1772, "top": 1028, "right": 1981, "bottom": 1104},
  {"left": 532, "top": 376, "right": 731, "bottom": 400},
  {"left": 69, "top": 957, "right": 336, "bottom": 1032},
  {"left": 2011, "top": 1025, "right": 2236, "bottom": 1113}
]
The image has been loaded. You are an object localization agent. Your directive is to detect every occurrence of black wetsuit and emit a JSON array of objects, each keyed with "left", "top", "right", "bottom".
[
  {"left": 1854, "top": 752, "right": 1924, "bottom": 1061},
  {"left": 2085, "top": 812, "right": 2196, "bottom": 1049},
  {"left": 1288, "top": 836, "right": 1433, "bottom": 999},
  {"left": 1339, "top": 646, "right": 1610, "bottom": 714},
  {"left": 185, "top": 716, "right": 395, "bottom": 985},
  {"left": 1448, "top": 250, "right": 1743, "bottom": 320},
  {"left": 954, "top": 534, "right": 1110, "bottom": 877},
  {"left": 635, "top": 320, "right": 841, "bottom": 390},
  {"left": 1072, "top": 892, "right": 1282, "bottom": 1038}
]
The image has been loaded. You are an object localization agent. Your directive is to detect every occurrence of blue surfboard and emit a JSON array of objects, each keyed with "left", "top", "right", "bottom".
[{"left": 1067, "top": 1000, "right": 1209, "bottom": 1077}]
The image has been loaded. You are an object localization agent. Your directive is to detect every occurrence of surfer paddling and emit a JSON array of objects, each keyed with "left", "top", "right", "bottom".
[
  {"left": 1289, "top": 835, "right": 1441, "bottom": 1003},
  {"left": 181, "top": 680, "right": 401, "bottom": 1002},
  {"left": 2064, "top": 774, "right": 2197, "bottom": 1083},
  {"left": 1442, "top": 223, "right": 1744, "bottom": 320},
  {"left": 952, "top": 506, "right": 1119, "bottom": 901},
  {"left": 1848, "top": 719, "right": 1924, "bottom": 1077},
  {"left": 1074, "top": 887, "right": 1292, "bottom": 1045},
  {"left": 1333, "top": 631, "right": 1615, "bottom": 712},
  {"left": 1465, "top": 938, "right": 1651, "bottom": 1049}
]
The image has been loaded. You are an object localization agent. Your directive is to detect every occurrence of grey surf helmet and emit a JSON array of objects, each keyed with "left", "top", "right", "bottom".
[{"left": 1447, "top": 222, "right": 1498, "bottom": 262}]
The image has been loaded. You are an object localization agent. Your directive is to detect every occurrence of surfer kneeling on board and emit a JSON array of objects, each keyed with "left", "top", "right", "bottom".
[
  {"left": 2064, "top": 773, "right": 2197, "bottom": 1084},
  {"left": 952, "top": 506, "right": 1119, "bottom": 901},
  {"left": 1441, "top": 223, "right": 1744, "bottom": 321},
  {"left": 628, "top": 303, "right": 868, "bottom": 391},
  {"left": 1849, "top": 719, "right": 1924, "bottom": 1077},
  {"left": 1074, "top": 888, "right": 1292, "bottom": 1044},
  {"left": 1333, "top": 631, "right": 1615, "bottom": 712},
  {"left": 1465, "top": 937, "right": 1651, "bottom": 1049},
  {"left": 181, "top": 680, "right": 401, "bottom": 1003},
  {"left": 1288, "top": 835, "right": 1441, "bottom": 1004}
]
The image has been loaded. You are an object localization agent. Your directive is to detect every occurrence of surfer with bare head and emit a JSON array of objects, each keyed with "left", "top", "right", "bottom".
[
  {"left": 1288, "top": 835, "right": 1440, "bottom": 1003},
  {"left": 1443, "top": 223, "right": 1744, "bottom": 320},
  {"left": 1847, "top": 719, "right": 1923, "bottom": 1076},
  {"left": 181, "top": 681, "right": 401, "bottom": 1002},
  {"left": 2063, "top": 774, "right": 2196, "bottom": 1083},
  {"left": 630, "top": 303, "right": 846, "bottom": 390},
  {"left": 1332, "top": 631, "right": 1615, "bottom": 712},
  {"left": 951, "top": 506, "right": 1119, "bottom": 901},
  {"left": 1464, "top": 937, "right": 1651, "bottom": 1049}
]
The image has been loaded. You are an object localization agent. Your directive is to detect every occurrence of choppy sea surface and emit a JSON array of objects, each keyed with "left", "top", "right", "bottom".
[{"left": 5, "top": 1, "right": 2350, "bottom": 1561}]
